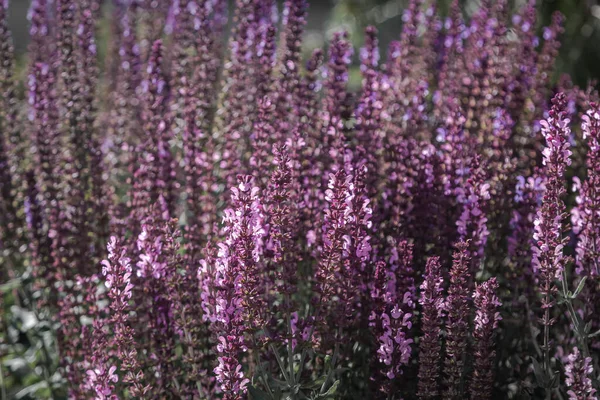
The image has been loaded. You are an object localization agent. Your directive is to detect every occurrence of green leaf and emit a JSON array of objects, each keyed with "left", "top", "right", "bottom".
[
  {"left": 302, "top": 376, "right": 327, "bottom": 390},
  {"left": 0, "top": 277, "right": 22, "bottom": 293},
  {"left": 531, "top": 358, "right": 547, "bottom": 387},
  {"left": 316, "top": 380, "right": 340, "bottom": 399},
  {"left": 15, "top": 381, "right": 48, "bottom": 399},
  {"left": 573, "top": 276, "right": 587, "bottom": 298}
]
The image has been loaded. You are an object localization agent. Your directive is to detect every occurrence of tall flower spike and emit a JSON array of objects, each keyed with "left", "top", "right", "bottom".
[
  {"left": 56, "top": 0, "right": 90, "bottom": 276},
  {"left": 250, "top": 96, "right": 276, "bottom": 188},
  {"left": 442, "top": 241, "right": 472, "bottom": 400},
  {"left": 417, "top": 256, "right": 445, "bottom": 399},
  {"left": 369, "top": 244, "right": 414, "bottom": 394},
  {"left": 572, "top": 103, "right": 600, "bottom": 351},
  {"left": 0, "top": 0, "right": 21, "bottom": 267},
  {"left": 564, "top": 347, "right": 597, "bottom": 400},
  {"left": 321, "top": 31, "right": 353, "bottom": 171},
  {"left": 215, "top": 0, "right": 260, "bottom": 191},
  {"left": 572, "top": 103, "right": 600, "bottom": 276},
  {"left": 27, "top": 0, "right": 52, "bottom": 63},
  {"left": 78, "top": 0, "right": 110, "bottom": 257},
  {"left": 28, "top": 62, "right": 61, "bottom": 293},
  {"left": 102, "top": 236, "right": 150, "bottom": 397},
  {"left": 314, "top": 169, "right": 351, "bottom": 321},
  {"left": 274, "top": 0, "right": 307, "bottom": 129},
  {"left": 298, "top": 48, "right": 324, "bottom": 244},
  {"left": 182, "top": 58, "right": 216, "bottom": 262},
  {"left": 132, "top": 39, "right": 176, "bottom": 228},
  {"left": 345, "top": 158, "right": 373, "bottom": 300},
  {"left": 266, "top": 145, "right": 298, "bottom": 298},
  {"left": 256, "top": 14, "right": 277, "bottom": 105},
  {"left": 530, "top": 12, "right": 564, "bottom": 120},
  {"left": 456, "top": 154, "right": 490, "bottom": 270},
  {"left": 147, "top": 40, "right": 176, "bottom": 218},
  {"left": 470, "top": 277, "right": 502, "bottom": 400},
  {"left": 169, "top": 0, "right": 199, "bottom": 140},
  {"left": 355, "top": 26, "right": 382, "bottom": 188},
  {"left": 213, "top": 175, "right": 265, "bottom": 399},
  {"left": 508, "top": 174, "right": 544, "bottom": 297},
  {"left": 532, "top": 93, "right": 571, "bottom": 373}
]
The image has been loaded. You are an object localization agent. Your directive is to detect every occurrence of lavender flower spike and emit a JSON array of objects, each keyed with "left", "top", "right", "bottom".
[
  {"left": 213, "top": 175, "right": 265, "bottom": 399},
  {"left": 531, "top": 93, "right": 572, "bottom": 377},
  {"left": 417, "top": 256, "right": 445, "bottom": 399},
  {"left": 101, "top": 237, "right": 150, "bottom": 397},
  {"left": 564, "top": 347, "right": 598, "bottom": 400},
  {"left": 470, "top": 277, "right": 502, "bottom": 400},
  {"left": 572, "top": 102, "right": 600, "bottom": 276},
  {"left": 443, "top": 241, "right": 472, "bottom": 400}
]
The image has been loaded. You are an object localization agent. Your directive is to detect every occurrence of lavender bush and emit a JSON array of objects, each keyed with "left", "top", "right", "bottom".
[{"left": 0, "top": 0, "right": 599, "bottom": 399}]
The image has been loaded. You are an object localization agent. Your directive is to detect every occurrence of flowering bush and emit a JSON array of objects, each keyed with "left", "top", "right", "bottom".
[{"left": 0, "top": 0, "right": 599, "bottom": 399}]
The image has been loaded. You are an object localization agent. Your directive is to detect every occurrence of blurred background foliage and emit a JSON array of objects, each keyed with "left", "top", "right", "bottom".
[{"left": 6, "top": 0, "right": 600, "bottom": 90}]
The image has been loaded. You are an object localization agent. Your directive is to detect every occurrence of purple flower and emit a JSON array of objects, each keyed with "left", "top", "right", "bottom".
[
  {"left": 212, "top": 175, "right": 265, "bottom": 398},
  {"left": 443, "top": 241, "right": 472, "bottom": 399},
  {"left": 417, "top": 256, "right": 445, "bottom": 399},
  {"left": 315, "top": 169, "right": 352, "bottom": 329},
  {"left": 572, "top": 103, "right": 600, "bottom": 277},
  {"left": 101, "top": 236, "right": 149, "bottom": 397},
  {"left": 564, "top": 347, "right": 597, "bottom": 400},
  {"left": 86, "top": 365, "right": 118, "bottom": 400},
  {"left": 532, "top": 92, "right": 571, "bottom": 290},
  {"left": 456, "top": 155, "right": 490, "bottom": 265},
  {"left": 369, "top": 241, "right": 415, "bottom": 394},
  {"left": 470, "top": 277, "right": 502, "bottom": 400}
]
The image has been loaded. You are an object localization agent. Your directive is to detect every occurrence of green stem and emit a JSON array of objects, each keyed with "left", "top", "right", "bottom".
[
  {"left": 319, "top": 342, "right": 339, "bottom": 395},
  {"left": 270, "top": 343, "right": 291, "bottom": 385},
  {"left": 0, "top": 360, "right": 6, "bottom": 400},
  {"left": 253, "top": 339, "right": 274, "bottom": 399},
  {"left": 285, "top": 296, "right": 295, "bottom": 385}
]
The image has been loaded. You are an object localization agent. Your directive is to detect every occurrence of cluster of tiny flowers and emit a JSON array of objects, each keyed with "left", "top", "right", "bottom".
[
  {"left": 1, "top": 0, "right": 600, "bottom": 399},
  {"left": 564, "top": 347, "right": 598, "bottom": 400}
]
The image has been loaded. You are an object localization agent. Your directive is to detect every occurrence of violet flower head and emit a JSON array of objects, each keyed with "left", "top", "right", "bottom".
[
  {"left": 278, "top": 0, "right": 307, "bottom": 99},
  {"left": 101, "top": 236, "right": 149, "bottom": 397},
  {"left": 572, "top": 103, "right": 600, "bottom": 276},
  {"left": 470, "top": 277, "right": 502, "bottom": 400},
  {"left": 443, "top": 241, "right": 472, "bottom": 399},
  {"left": 355, "top": 26, "right": 382, "bottom": 173},
  {"left": 212, "top": 175, "right": 265, "bottom": 399},
  {"left": 509, "top": 174, "right": 545, "bottom": 258},
  {"left": 369, "top": 242, "right": 415, "bottom": 393},
  {"left": 532, "top": 92, "right": 571, "bottom": 283},
  {"left": 376, "top": 303, "right": 412, "bottom": 379},
  {"left": 315, "top": 169, "right": 351, "bottom": 305},
  {"left": 417, "top": 256, "right": 445, "bottom": 399},
  {"left": 266, "top": 145, "right": 298, "bottom": 295},
  {"left": 27, "top": 0, "right": 50, "bottom": 60},
  {"left": 564, "top": 347, "right": 597, "bottom": 400},
  {"left": 86, "top": 365, "right": 119, "bottom": 400},
  {"left": 322, "top": 31, "right": 353, "bottom": 168},
  {"left": 456, "top": 154, "right": 490, "bottom": 264},
  {"left": 346, "top": 159, "right": 373, "bottom": 286}
]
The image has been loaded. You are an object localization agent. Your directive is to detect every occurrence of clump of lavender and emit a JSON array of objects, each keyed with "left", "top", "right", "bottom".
[{"left": 3, "top": 0, "right": 600, "bottom": 399}]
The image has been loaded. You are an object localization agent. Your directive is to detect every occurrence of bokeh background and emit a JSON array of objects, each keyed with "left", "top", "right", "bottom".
[{"left": 5, "top": 0, "right": 600, "bottom": 89}]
